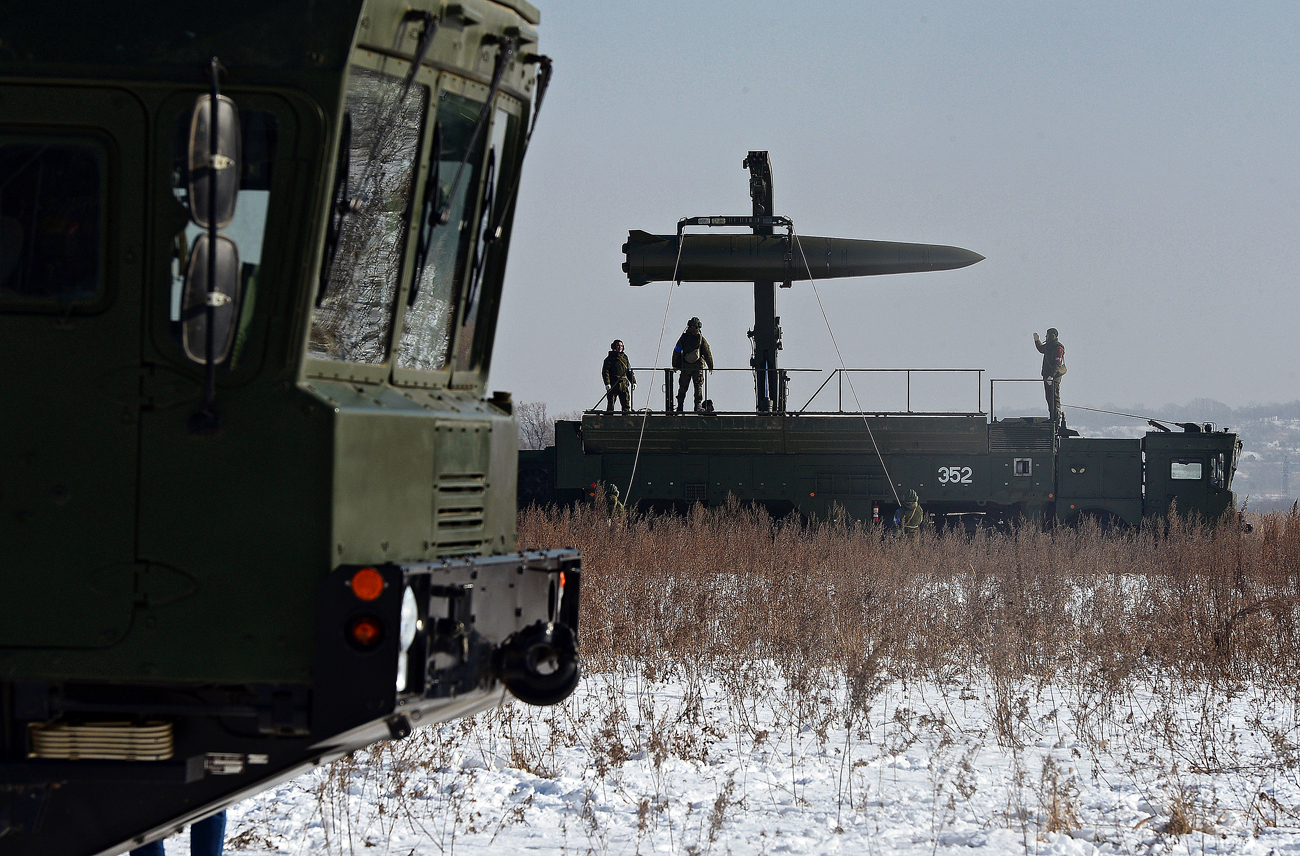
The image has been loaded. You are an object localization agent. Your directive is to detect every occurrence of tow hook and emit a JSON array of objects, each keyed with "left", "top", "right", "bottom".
[{"left": 494, "top": 621, "right": 579, "bottom": 706}]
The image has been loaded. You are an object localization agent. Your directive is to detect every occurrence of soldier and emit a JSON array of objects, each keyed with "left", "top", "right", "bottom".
[
  {"left": 894, "top": 489, "right": 924, "bottom": 540},
  {"left": 602, "top": 339, "right": 635, "bottom": 414},
  {"left": 1034, "top": 327, "right": 1067, "bottom": 430},
  {"left": 671, "top": 317, "right": 714, "bottom": 413},
  {"left": 606, "top": 483, "right": 625, "bottom": 520}
]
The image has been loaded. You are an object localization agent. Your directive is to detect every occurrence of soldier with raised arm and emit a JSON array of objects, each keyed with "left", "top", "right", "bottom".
[{"left": 1034, "top": 327, "right": 1067, "bottom": 431}]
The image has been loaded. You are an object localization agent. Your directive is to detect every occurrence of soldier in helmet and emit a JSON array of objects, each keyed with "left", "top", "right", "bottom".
[
  {"left": 606, "top": 483, "right": 625, "bottom": 520},
  {"left": 894, "top": 489, "right": 924, "bottom": 540},
  {"left": 1033, "top": 327, "right": 1067, "bottom": 430},
  {"left": 602, "top": 339, "right": 635, "bottom": 414},
  {"left": 671, "top": 317, "right": 714, "bottom": 413}
]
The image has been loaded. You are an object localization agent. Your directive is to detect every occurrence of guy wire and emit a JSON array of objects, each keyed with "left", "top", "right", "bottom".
[{"left": 792, "top": 229, "right": 902, "bottom": 507}]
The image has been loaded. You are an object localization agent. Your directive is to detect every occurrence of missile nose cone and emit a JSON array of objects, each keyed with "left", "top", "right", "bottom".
[{"left": 931, "top": 245, "right": 984, "bottom": 271}]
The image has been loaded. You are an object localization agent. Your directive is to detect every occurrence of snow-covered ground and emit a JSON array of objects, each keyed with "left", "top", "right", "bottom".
[{"left": 198, "top": 666, "right": 1300, "bottom": 856}]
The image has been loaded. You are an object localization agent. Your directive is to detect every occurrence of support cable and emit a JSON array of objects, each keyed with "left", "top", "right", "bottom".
[{"left": 792, "top": 229, "right": 902, "bottom": 507}]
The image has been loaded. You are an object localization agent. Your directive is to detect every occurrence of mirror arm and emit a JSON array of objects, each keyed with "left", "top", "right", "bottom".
[{"left": 192, "top": 57, "right": 225, "bottom": 434}]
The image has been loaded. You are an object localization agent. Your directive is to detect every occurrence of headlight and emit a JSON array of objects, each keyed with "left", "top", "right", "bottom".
[{"left": 396, "top": 586, "right": 419, "bottom": 692}]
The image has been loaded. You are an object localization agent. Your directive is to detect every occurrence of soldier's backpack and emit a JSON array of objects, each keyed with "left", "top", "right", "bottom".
[{"left": 679, "top": 333, "right": 701, "bottom": 364}]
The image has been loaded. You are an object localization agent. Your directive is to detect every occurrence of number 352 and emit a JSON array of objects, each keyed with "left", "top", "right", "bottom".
[{"left": 938, "top": 466, "right": 972, "bottom": 484}]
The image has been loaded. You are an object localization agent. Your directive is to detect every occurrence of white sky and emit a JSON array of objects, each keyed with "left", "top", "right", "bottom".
[{"left": 492, "top": 0, "right": 1300, "bottom": 417}]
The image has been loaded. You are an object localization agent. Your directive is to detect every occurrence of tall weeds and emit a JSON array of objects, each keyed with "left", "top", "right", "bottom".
[
  {"left": 520, "top": 499, "right": 1300, "bottom": 694},
  {"left": 234, "top": 503, "right": 1300, "bottom": 851}
]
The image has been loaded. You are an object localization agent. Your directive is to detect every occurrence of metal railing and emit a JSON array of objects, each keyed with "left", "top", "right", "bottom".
[
  {"left": 596, "top": 366, "right": 992, "bottom": 415},
  {"left": 798, "top": 368, "right": 985, "bottom": 415},
  {"left": 988, "top": 378, "right": 1045, "bottom": 421},
  {"left": 601, "top": 367, "right": 821, "bottom": 413}
]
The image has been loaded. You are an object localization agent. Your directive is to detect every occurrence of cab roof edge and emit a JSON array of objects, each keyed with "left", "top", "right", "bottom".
[{"left": 483, "top": 0, "right": 540, "bottom": 26}]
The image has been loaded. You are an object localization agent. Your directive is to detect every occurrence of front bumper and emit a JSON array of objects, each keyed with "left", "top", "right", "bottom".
[{"left": 311, "top": 549, "right": 581, "bottom": 747}]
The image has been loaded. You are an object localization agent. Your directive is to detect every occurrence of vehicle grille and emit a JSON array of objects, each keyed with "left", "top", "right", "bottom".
[
  {"left": 29, "top": 721, "right": 173, "bottom": 761},
  {"left": 436, "top": 474, "right": 485, "bottom": 550},
  {"left": 989, "top": 423, "right": 1053, "bottom": 453}
]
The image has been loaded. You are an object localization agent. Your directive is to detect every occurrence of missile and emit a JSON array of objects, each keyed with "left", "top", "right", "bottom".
[{"left": 621, "top": 230, "right": 984, "bottom": 286}]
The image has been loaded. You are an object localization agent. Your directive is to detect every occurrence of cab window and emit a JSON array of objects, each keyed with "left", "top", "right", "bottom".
[
  {"left": 1170, "top": 460, "right": 1203, "bottom": 480},
  {"left": 396, "top": 90, "right": 483, "bottom": 372},
  {"left": 310, "top": 67, "right": 427, "bottom": 365},
  {"left": 0, "top": 140, "right": 104, "bottom": 308},
  {"left": 453, "top": 105, "right": 520, "bottom": 373}
]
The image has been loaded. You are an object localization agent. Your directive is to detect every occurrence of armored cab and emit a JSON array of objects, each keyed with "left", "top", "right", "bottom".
[{"left": 0, "top": 2, "right": 580, "bottom": 853}]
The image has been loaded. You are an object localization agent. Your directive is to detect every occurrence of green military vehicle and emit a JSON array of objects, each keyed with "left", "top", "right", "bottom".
[
  {"left": 0, "top": 1, "right": 580, "bottom": 853},
  {"left": 519, "top": 152, "right": 1242, "bottom": 529},
  {"left": 524, "top": 411, "right": 1242, "bottom": 529}
]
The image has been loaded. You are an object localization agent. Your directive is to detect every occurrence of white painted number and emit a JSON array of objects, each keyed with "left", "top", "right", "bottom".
[{"left": 937, "top": 465, "right": 973, "bottom": 485}]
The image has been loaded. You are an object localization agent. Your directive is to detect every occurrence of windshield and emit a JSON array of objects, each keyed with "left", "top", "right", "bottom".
[
  {"left": 310, "top": 67, "right": 427, "bottom": 365},
  {"left": 452, "top": 105, "right": 519, "bottom": 373},
  {"left": 396, "top": 90, "right": 485, "bottom": 372}
]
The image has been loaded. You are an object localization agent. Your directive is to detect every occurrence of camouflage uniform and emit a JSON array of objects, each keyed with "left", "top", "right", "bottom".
[
  {"left": 606, "top": 484, "right": 625, "bottom": 520},
  {"left": 602, "top": 341, "right": 634, "bottom": 414},
  {"left": 897, "top": 489, "right": 924, "bottom": 540},
  {"left": 1034, "top": 328, "right": 1067, "bottom": 428},
  {"left": 672, "top": 319, "right": 714, "bottom": 412}
]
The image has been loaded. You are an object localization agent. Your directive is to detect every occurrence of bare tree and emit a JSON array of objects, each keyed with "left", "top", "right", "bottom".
[{"left": 517, "top": 401, "right": 556, "bottom": 450}]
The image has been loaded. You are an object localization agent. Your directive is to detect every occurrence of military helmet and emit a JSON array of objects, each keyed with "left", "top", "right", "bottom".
[
  {"left": 905, "top": 489, "right": 918, "bottom": 503},
  {"left": 1046, "top": 327, "right": 1058, "bottom": 339},
  {"left": 608, "top": 484, "right": 619, "bottom": 496},
  {"left": 611, "top": 339, "right": 622, "bottom": 350},
  {"left": 688, "top": 317, "right": 702, "bottom": 330}
]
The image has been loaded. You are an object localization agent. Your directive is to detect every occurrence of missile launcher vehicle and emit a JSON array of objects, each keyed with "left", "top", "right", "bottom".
[
  {"left": 519, "top": 152, "right": 1243, "bottom": 529},
  {"left": 0, "top": 1, "right": 580, "bottom": 853}
]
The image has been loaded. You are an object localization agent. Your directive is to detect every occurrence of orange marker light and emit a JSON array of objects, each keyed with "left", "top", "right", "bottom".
[
  {"left": 810, "top": 492, "right": 815, "bottom": 497},
  {"left": 559, "top": 571, "right": 566, "bottom": 590},
  {"left": 351, "top": 567, "right": 385, "bottom": 601},
  {"left": 349, "top": 616, "right": 383, "bottom": 647}
]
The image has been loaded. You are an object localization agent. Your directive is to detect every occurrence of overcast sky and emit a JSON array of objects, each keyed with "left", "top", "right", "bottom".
[{"left": 491, "top": 1, "right": 1300, "bottom": 419}]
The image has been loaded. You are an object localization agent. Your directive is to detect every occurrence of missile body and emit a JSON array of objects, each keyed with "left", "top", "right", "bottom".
[{"left": 621, "top": 230, "right": 984, "bottom": 286}]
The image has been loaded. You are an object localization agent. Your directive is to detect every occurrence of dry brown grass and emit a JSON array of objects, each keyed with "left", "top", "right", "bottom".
[
  {"left": 519, "top": 497, "right": 1300, "bottom": 694},
  {"left": 231, "top": 502, "right": 1300, "bottom": 851}
]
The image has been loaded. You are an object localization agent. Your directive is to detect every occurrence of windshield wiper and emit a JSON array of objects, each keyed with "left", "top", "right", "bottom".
[
  {"left": 410, "top": 34, "right": 523, "bottom": 302},
  {"left": 435, "top": 34, "right": 517, "bottom": 227}
]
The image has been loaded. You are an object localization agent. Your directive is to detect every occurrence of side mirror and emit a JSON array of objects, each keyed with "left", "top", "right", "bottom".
[
  {"left": 181, "top": 234, "right": 241, "bottom": 364},
  {"left": 187, "top": 93, "right": 241, "bottom": 229}
]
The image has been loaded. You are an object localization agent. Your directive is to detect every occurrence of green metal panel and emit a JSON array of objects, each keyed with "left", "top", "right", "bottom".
[
  {"left": 1056, "top": 438, "right": 1143, "bottom": 524},
  {"left": 0, "top": 85, "right": 147, "bottom": 653}
]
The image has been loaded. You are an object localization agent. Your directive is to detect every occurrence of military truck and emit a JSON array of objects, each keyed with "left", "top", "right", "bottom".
[
  {"left": 0, "top": 2, "right": 579, "bottom": 853},
  {"left": 522, "top": 412, "right": 1242, "bottom": 528},
  {"left": 518, "top": 152, "right": 1242, "bottom": 529}
]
